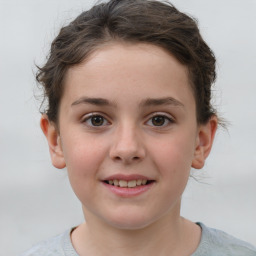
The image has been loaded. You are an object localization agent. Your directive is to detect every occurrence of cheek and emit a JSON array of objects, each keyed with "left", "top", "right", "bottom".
[
  {"left": 61, "top": 134, "right": 107, "bottom": 178},
  {"left": 156, "top": 137, "right": 194, "bottom": 165},
  {"left": 149, "top": 131, "right": 196, "bottom": 179},
  {"left": 152, "top": 137, "right": 195, "bottom": 203},
  {"left": 61, "top": 135, "right": 108, "bottom": 204}
]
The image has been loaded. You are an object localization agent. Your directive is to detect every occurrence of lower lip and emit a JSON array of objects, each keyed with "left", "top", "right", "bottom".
[{"left": 102, "top": 182, "right": 155, "bottom": 197}]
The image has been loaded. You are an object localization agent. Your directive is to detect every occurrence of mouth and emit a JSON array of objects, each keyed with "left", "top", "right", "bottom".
[
  {"left": 103, "top": 179, "right": 155, "bottom": 188},
  {"left": 101, "top": 175, "right": 155, "bottom": 197}
]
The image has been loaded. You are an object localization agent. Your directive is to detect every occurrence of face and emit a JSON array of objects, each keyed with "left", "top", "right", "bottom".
[{"left": 42, "top": 43, "right": 216, "bottom": 230}]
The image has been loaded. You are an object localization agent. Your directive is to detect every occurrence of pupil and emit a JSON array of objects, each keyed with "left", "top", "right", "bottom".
[
  {"left": 92, "top": 116, "right": 103, "bottom": 126},
  {"left": 152, "top": 116, "right": 165, "bottom": 126}
]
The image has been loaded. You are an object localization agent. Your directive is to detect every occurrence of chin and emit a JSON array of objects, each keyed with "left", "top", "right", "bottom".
[{"left": 102, "top": 209, "right": 160, "bottom": 231}]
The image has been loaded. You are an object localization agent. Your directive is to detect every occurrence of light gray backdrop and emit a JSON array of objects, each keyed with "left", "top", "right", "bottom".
[{"left": 0, "top": 0, "right": 255, "bottom": 255}]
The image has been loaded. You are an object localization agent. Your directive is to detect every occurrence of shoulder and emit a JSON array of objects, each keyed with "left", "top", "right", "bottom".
[
  {"left": 193, "top": 222, "right": 256, "bottom": 256},
  {"left": 19, "top": 229, "right": 78, "bottom": 256}
]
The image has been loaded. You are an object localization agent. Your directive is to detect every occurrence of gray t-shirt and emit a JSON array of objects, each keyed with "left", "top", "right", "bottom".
[{"left": 20, "top": 223, "right": 256, "bottom": 256}]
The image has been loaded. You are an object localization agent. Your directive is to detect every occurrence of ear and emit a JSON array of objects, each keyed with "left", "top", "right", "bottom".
[
  {"left": 192, "top": 116, "right": 218, "bottom": 169},
  {"left": 40, "top": 115, "right": 66, "bottom": 169}
]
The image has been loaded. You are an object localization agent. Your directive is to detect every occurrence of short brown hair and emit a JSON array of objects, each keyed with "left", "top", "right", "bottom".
[{"left": 37, "top": 0, "right": 217, "bottom": 124}]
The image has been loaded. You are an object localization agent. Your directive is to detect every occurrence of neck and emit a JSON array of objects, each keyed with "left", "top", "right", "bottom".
[{"left": 71, "top": 204, "right": 201, "bottom": 256}]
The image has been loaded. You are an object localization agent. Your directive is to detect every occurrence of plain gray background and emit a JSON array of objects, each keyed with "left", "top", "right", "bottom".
[{"left": 0, "top": 0, "right": 255, "bottom": 255}]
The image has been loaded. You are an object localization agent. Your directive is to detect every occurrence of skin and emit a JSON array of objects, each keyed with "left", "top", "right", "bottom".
[{"left": 41, "top": 43, "right": 217, "bottom": 256}]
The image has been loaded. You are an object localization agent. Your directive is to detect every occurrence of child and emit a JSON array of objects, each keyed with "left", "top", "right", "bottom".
[{"left": 21, "top": 0, "right": 256, "bottom": 255}]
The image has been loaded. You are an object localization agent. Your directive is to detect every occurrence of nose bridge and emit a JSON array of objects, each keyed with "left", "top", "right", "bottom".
[{"left": 110, "top": 120, "right": 145, "bottom": 163}]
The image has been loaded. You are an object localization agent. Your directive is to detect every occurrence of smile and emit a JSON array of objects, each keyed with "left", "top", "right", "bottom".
[
  {"left": 105, "top": 179, "right": 153, "bottom": 188},
  {"left": 102, "top": 174, "right": 155, "bottom": 197}
]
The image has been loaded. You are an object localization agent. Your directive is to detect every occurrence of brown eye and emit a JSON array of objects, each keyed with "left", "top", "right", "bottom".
[
  {"left": 91, "top": 115, "right": 104, "bottom": 126},
  {"left": 83, "top": 114, "right": 109, "bottom": 127},
  {"left": 152, "top": 116, "right": 166, "bottom": 126},
  {"left": 146, "top": 114, "right": 174, "bottom": 127}
]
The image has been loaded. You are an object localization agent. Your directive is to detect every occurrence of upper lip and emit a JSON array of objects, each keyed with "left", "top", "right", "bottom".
[{"left": 102, "top": 174, "right": 154, "bottom": 181}]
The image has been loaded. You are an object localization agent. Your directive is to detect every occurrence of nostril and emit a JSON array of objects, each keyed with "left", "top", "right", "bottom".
[{"left": 112, "top": 155, "right": 141, "bottom": 164}]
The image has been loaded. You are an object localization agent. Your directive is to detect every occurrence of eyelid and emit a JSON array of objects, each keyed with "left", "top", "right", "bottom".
[
  {"left": 145, "top": 112, "right": 175, "bottom": 127},
  {"left": 81, "top": 112, "right": 111, "bottom": 127},
  {"left": 146, "top": 112, "right": 175, "bottom": 120}
]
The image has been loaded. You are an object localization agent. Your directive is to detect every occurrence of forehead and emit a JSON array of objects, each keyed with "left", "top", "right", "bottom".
[{"left": 62, "top": 42, "right": 195, "bottom": 109}]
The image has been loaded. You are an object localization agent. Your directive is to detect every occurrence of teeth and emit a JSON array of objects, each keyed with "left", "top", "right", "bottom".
[
  {"left": 128, "top": 180, "right": 136, "bottom": 188},
  {"left": 136, "top": 179, "right": 142, "bottom": 185},
  {"left": 107, "top": 179, "right": 149, "bottom": 187},
  {"left": 119, "top": 180, "right": 128, "bottom": 187},
  {"left": 142, "top": 179, "right": 147, "bottom": 185}
]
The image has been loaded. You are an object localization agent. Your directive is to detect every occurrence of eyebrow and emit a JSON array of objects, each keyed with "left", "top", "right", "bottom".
[
  {"left": 71, "top": 96, "right": 184, "bottom": 108},
  {"left": 71, "top": 97, "right": 114, "bottom": 107},
  {"left": 140, "top": 97, "right": 184, "bottom": 108}
]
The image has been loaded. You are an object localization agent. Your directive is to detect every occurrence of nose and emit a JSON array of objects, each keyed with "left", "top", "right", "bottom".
[{"left": 109, "top": 123, "right": 146, "bottom": 164}]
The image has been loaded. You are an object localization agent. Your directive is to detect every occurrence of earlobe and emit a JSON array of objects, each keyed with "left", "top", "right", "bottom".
[
  {"left": 40, "top": 115, "right": 66, "bottom": 169},
  {"left": 192, "top": 116, "right": 218, "bottom": 169}
]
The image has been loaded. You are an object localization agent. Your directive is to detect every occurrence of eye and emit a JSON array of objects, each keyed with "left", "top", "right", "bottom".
[
  {"left": 82, "top": 114, "right": 109, "bottom": 127},
  {"left": 146, "top": 114, "right": 174, "bottom": 127}
]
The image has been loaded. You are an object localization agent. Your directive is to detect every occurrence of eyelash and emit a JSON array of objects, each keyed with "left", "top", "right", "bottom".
[
  {"left": 81, "top": 113, "right": 174, "bottom": 128},
  {"left": 82, "top": 113, "right": 110, "bottom": 127},
  {"left": 145, "top": 113, "right": 174, "bottom": 128}
]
